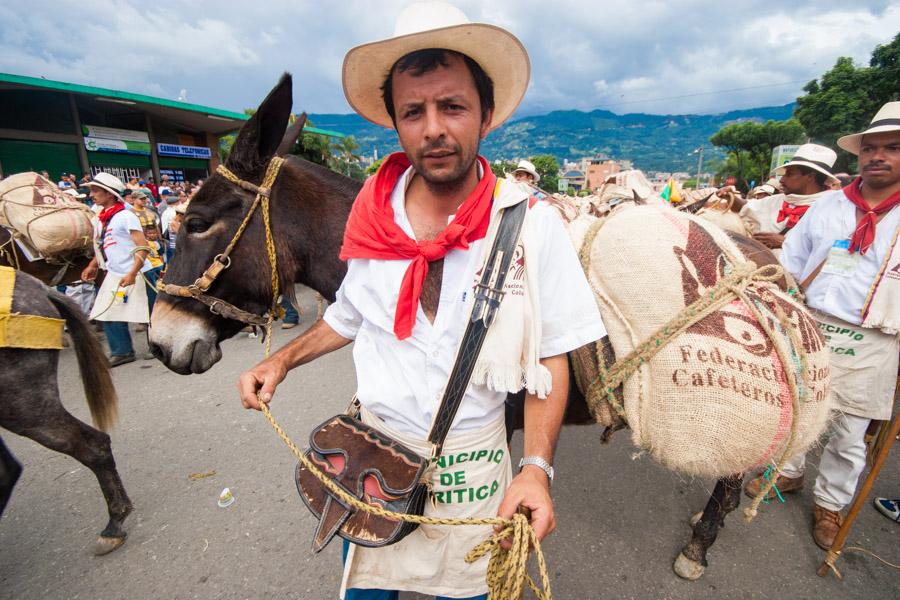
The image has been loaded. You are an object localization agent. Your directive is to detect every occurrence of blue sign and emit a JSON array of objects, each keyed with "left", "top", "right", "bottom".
[{"left": 157, "top": 143, "right": 212, "bottom": 159}]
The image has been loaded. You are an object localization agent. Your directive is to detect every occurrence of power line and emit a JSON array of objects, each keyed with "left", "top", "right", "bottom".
[{"left": 598, "top": 79, "right": 812, "bottom": 109}]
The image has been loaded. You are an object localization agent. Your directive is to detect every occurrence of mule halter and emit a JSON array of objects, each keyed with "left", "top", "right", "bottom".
[{"left": 156, "top": 156, "right": 285, "bottom": 327}]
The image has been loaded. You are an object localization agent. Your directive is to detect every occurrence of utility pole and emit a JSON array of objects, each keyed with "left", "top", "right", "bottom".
[{"left": 695, "top": 146, "right": 704, "bottom": 188}]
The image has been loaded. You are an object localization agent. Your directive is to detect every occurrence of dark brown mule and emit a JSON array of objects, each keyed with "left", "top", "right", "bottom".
[
  {"left": 0, "top": 270, "right": 132, "bottom": 554},
  {"left": 0, "top": 227, "right": 93, "bottom": 287},
  {"left": 149, "top": 76, "right": 357, "bottom": 374},
  {"left": 150, "top": 74, "right": 778, "bottom": 579}
]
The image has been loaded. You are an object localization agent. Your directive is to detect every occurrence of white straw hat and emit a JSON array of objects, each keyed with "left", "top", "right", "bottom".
[
  {"left": 837, "top": 101, "right": 900, "bottom": 155},
  {"left": 513, "top": 159, "right": 540, "bottom": 182},
  {"left": 775, "top": 143, "right": 837, "bottom": 180},
  {"left": 342, "top": 1, "right": 530, "bottom": 132},
  {"left": 84, "top": 172, "right": 126, "bottom": 201}
]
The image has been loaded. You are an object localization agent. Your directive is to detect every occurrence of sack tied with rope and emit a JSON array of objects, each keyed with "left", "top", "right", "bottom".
[
  {"left": 576, "top": 204, "right": 833, "bottom": 478},
  {"left": 0, "top": 172, "right": 94, "bottom": 258}
]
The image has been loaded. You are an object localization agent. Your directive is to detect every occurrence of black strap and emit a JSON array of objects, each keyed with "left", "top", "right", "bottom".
[
  {"left": 426, "top": 199, "right": 528, "bottom": 454},
  {"left": 98, "top": 218, "right": 112, "bottom": 264}
]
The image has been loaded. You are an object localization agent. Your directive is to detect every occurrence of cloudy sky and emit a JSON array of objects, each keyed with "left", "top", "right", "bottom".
[{"left": 1, "top": 1, "right": 896, "bottom": 119}]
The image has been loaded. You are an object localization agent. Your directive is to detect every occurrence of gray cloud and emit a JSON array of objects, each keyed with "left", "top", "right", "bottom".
[{"left": 1, "top": 0, "right": 895, "bottom": 118}]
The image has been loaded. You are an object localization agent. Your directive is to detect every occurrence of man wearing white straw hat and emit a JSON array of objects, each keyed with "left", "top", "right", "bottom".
[
  {"left": 237, "top": 2, "right": 604, "bottom": 597},
  {"left": 81, "top": 172, "right": 153, "bottom": 367},
  {"left": 745, "top": 101, "right": 900, "bottom": 550},
  {"left": 740, "top": 143, "right": 837, "bottom": 253},
  {"left": 512, "top": 159, "right": 540, "bottom": 185}
]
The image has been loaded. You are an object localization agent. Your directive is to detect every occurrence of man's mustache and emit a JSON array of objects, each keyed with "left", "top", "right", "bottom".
[{"left": 863, "top": 161, "right": 891, "bottom": 171}]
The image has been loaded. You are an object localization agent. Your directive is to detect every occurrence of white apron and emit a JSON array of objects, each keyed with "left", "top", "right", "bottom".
[
  {"left": 89, "top": 271, "right": 150, "bottom": 323},
  {"left": 340, "top": 406, "right": 511, "bottom": 599},
  {"left": 814, "top": 310, "right": 899, "bottom": 420}
]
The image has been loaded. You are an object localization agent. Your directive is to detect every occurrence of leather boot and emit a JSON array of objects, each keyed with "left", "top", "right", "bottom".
[
  {"left": 813, "top": 505, "right": 844, "bottom": 550},
  {"left": 744, "top": 472, "right": 804, "bottom": 500}
]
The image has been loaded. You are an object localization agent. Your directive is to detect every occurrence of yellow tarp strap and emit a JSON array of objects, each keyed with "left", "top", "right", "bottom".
[{"left": 0, "top": 266, "right": 65, "bottom": 349}]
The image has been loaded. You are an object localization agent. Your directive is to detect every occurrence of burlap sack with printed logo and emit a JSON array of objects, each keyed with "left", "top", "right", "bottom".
[
  {"left": 0, "top": 172, "right": 94, "bottom": 257},
  {"left": 580, "top": 204, "right": 832, "bottom": 477}
]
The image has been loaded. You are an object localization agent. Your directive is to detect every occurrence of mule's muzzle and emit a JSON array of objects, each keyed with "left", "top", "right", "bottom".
[{"left": 149, "top": 300, "right": 223, "bottom": 374}]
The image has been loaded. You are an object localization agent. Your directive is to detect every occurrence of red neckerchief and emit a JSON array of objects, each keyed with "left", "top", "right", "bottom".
[
  {"left": 844, "top": 177, "right": 900, "bottom": 254},
  {"left": 776, "top": 201, "right": 811, "bottom": 230},
  {"left": 340, "top": 152, "right": 496, "bottom": 340},
  {"left": 98, "top": 201, "right": 126, "bottom": 227}
]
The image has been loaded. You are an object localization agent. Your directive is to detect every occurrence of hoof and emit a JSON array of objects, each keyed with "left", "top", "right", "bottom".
[
  {"left": 674, "top": 552, "right": 705, "bottom": 580},
  {"left": 93, "top": 534, "right": 126, "bottom": 556},
  {"left": 689, "top": 511, "right": 703, "bottom": 527}
]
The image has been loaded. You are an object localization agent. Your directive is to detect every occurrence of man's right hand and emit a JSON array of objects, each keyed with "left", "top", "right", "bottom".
[
  {"left": 753, "top": 232, "right": 785, "bottom": 249},
  {"left": 238, "top": 357, "right": 288, "bottom": 410},
  {"left": 81, "top": 263, "right": 98, "bottom": 282}
]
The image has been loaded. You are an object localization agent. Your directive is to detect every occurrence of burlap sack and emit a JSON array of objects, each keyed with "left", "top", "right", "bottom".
[
  {"left": 0, "top": 172, "right": 94, "bottom": 257},
  {"left": 581, "top": 204, "right": 832, "bottom": 477}
]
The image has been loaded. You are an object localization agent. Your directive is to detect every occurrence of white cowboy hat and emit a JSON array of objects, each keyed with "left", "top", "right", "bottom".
[
  {"left": 342, "top": 1, "right": 530, "bottom": 132},
  {"left": 513, "top": 159, "right": 540, "bottom": 182},
  {"left": 63, "top": 188, "right": 87, "bottom": 199},
  {"left": 774, "top": 143, "right": 837, "bottom": 180},
  {"left": 837, "top": 101, "right": 900, "bottom": 155},
  {"left": 84, "top": 172, "right": 126, "bottom": 201}
]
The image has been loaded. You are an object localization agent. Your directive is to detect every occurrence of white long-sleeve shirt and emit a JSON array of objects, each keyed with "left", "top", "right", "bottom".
[{"left": 781, "top": 189, "right": 900, "bottom": 325}]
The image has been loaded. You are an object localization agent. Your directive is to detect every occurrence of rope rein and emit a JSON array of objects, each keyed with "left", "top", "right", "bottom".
[{"left": 214, "top": 157, "right": 552, "bottom": 599}]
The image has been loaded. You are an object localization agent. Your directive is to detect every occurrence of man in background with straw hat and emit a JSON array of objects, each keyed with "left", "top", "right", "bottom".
[
  {"left": 238, "top": 2, "right": 604, "bottom": 597},
  {"left": 746, "top": 102, "right": 900, "bottom": 550},
  {"left": 81, "top": 172, "right": 152, "bottom": 367},
  {"left": 740, "top": 143, "right": 838, "bottom": 252}
]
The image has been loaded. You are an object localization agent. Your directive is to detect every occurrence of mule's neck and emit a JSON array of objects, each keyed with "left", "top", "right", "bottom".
[{"left": 277, "top": 158, "right": 359, "bottom": 302}]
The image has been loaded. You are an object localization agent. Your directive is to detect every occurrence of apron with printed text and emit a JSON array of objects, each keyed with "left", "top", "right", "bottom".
[
  {"left": 340, "top": 406, "right": 511, "bottom": 599},
  {"left": 814, "top": 310, "right": 899, "bottom": 420}
]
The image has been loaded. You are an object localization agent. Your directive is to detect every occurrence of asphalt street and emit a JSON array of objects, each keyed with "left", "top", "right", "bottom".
[{"left": 1, "top": 286, "right": 897, "bottom": 599}]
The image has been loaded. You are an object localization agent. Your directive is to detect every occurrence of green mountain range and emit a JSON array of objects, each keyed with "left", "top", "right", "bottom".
[{"left": 310, "top": 103, "right": 796, "bottom": 173}]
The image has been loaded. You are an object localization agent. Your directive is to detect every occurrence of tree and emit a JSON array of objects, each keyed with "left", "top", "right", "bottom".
[
  {"left": 869, "top": 33, "right": 900, "bottom": 105},
  {"left": 794, "top": 34, "right": 900, "bottom": 172},
  {"left": 709, "top": 119, "right": 806, "bottom": 190},
  {"left": 366, "top": 157, "right": 385, "bottom": 176},
  {"left": 490, "top": 160, "right": 517, "bottom": 178},
  {"left": 529, "top": 154, "right": 560, "bottom": 193}
]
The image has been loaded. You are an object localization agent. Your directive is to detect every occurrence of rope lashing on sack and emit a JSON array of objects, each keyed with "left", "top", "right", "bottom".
[
  {"left": 230, "top": 156, "right": 552, "bottom": 599},
  {"left": 575, "top": 215, "right": 814, "bottom": 521}
]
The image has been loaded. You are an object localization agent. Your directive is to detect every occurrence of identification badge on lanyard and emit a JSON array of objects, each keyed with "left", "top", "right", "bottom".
[{"left": 821, "top": 239, "right": 861, "bottom": 277}]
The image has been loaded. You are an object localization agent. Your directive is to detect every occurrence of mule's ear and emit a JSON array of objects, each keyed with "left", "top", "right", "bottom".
[
  {"left": 276, "top": 112, "right": 307, "bottom": 156},
  {"left": 227, "top": 73, "right": 293, "bottom": 175}
]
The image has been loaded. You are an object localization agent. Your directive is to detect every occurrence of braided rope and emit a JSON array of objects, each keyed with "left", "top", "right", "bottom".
[{"left": 249, "top": 157, "right": 551, "bottom": 598}]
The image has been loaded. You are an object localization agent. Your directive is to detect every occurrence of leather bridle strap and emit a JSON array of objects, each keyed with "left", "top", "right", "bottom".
[{"left": 156, "top": 156, "right": 285, "bottom": 326}]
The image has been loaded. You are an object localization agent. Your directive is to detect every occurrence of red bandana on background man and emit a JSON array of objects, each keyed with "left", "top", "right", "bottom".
[
  {"left": 340, "top": 152, "right": 496, "bottom": 340},
  {"left": 98, "top": 201, "right": 126, "bottom": 227},
  {"left": 843, "top": 177, "right": 900, "bottom": 254},
  {"left": 776, "top": 201, "right": 811, "bottom": 230}
]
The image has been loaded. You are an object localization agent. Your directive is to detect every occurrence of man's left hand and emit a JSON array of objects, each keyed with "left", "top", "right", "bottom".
[
  {"left": 118, "top": 272, "right": 137, "bottom": 288},
  {"left": 495, "top": 466, "right": 555, "bottom": 548}
]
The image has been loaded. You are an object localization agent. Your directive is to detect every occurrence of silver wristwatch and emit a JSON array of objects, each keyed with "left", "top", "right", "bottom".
[{"left": 518, "top": 456, "right": 554, "bottom": 484}]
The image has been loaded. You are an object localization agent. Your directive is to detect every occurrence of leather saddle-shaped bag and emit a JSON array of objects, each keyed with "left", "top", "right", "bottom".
[{"left": 295, "top": 413, "right": 430, "bottom": 551}]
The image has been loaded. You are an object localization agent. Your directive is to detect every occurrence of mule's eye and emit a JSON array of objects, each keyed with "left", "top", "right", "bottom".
[{"left": 186, "top": 218, "right": 210, "bottom": 234}]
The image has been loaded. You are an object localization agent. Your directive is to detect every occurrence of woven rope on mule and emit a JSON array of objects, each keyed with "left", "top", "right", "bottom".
[
  {"left": 249, "top": 162, "right": 553, "bottom": 599},
  {"left": 576, "top": 215, "right": 812, "bottom": 516}
]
